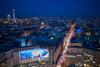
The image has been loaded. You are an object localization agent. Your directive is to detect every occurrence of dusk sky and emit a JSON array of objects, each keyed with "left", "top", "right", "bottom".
[{"left": 0, "top": 0, "right": 100, "bottom": 17}]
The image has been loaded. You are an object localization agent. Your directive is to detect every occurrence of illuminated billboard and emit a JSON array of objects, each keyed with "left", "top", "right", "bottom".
[{"left": 20, "top": 48, "right": 49, "bottom": 60}]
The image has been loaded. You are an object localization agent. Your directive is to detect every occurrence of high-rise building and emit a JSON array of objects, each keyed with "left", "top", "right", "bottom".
[
  {"left": 7, "top": 14, "right": 10, "bottom": 21},
  {"left": 13, "top": 9, "right": 16, "bottom": 22}
]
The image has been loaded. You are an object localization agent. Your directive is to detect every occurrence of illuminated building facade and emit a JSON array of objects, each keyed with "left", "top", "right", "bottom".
[
  {"left": 0, "top": 46, "right": 55, "bottom": 67},
  {"left": 83, "top": 48, "right": 100, "bottom": 67},
  {"left": 55, "top": 41, "right": 100, "bottom": 67},
  {"left": 7, "top": 14, "right": 10, "bottom": 21}
]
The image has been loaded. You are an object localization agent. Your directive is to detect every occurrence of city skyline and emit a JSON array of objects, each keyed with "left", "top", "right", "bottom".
[
  {"left": 0, "top": 0, "right": 100, "bottom": 67},
  {"left": 0, "top": 0, "right": 100, "bottom": 18}
]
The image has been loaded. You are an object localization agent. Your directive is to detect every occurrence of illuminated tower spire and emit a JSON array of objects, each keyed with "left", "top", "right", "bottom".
[{"left": 13, "top": 8, "right": 15, "bottom": 22}]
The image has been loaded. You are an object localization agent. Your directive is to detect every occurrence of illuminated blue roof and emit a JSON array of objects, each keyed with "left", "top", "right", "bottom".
[{"left": 77, "top": 29, "right": 82, "bottom": 32}]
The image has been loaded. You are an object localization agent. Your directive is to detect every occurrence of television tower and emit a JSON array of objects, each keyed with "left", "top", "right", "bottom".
[{"left": 13, "top": 8, "right": 15, "bottom": 22}]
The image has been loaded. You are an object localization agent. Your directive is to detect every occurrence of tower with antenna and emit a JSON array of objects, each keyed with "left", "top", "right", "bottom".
[
  {"left": 13, "top": 8, "right": 15, "bottom": 22},
  {"left": 12, "top": 0, "right": 16, "bottom": 22}
]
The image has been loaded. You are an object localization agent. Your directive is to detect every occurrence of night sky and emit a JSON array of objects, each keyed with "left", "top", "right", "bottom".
[{"left": 0, "top": 0, "right": 100, "bottom": 18}]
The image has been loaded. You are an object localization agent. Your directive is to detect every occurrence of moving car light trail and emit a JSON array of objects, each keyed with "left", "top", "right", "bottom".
[{"left": 57, "top": 23, "right": 76, "bottom": 67}]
